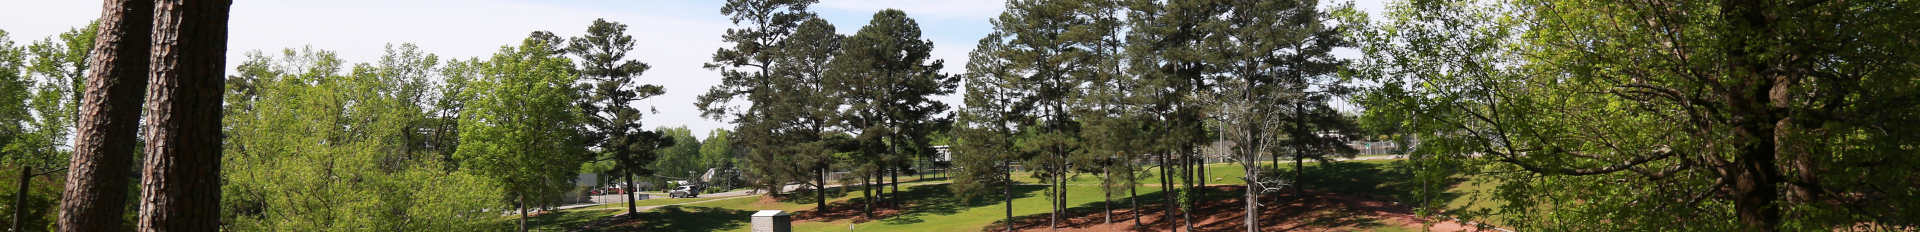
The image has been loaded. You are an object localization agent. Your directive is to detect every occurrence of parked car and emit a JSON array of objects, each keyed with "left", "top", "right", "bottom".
[{"left": 668, "top": 185, "right": 700, "bottom": 198}]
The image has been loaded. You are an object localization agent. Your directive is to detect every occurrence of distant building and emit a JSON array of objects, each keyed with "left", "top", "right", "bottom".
[{"left": 931, "top": 145, "right": 951, "bottom": 162}]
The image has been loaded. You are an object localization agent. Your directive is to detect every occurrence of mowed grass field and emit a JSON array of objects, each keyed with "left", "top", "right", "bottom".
[{"left": 529, "top": 158, "right": 1512, "bottom": 231}]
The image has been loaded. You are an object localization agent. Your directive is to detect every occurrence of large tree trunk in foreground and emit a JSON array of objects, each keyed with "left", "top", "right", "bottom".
[
  {"left": 136, "top": 0, "right": 230, "bottom": 230},
  {"left": 58, "top": 0, "right": 152, "bottom": 230}
]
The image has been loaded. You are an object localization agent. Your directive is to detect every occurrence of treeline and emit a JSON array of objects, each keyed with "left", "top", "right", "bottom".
[
  {"left": 1, "top": 18, "right": 715, "bottom": 230},
  {"left": 220, "top": 19, "right": 714, "bottom": 231},
  {"left": 699, "top": 0, "right": 1370, "bottom": 231},
  {"left": 949, "top": 0, "right": 1365, "bottom": 231}
]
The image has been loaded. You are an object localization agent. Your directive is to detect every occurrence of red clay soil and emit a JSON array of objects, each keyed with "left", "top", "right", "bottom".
[{"left": 990, "top": 185, "right": 1485, "bottom": 232}]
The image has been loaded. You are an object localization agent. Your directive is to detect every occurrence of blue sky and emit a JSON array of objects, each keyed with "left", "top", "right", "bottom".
[{"left": 1, "top": 0, "right": 1383, "bottom": 138}]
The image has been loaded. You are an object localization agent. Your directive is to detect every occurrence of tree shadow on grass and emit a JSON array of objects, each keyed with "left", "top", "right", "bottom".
[
  {"left": 591, "top": 205, "right": 752, "bottom": 232},
  {"left": 525, "top": 209, "right": 619, "bottom": 231},
  {"left": 1288, "top": 160, "right": 1468, "bottom": 208},
  {"left": 876, "top": 184, "right": 1047, "bottom": 225},
  {"left": 986, "top": 185, "right": 1233, "bottom": 231},
  {"left": 777, "top": 185, "right": 851, "bottom": 206},
  {"left": 777, "top": 177, "right": 950, "bottom": 207},
  {"left": 792, "top": 183, "right": 1047, "bottom": 224}
]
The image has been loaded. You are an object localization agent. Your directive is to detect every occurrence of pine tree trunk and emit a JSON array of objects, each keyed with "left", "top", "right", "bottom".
[
  {"left": 1294, "top": 153, "right": 1303, "bottom": 196},
  {"left": 1245, "top": 151, "right": 1259, "bottom": 232},
  {"left": 625, "top": 173, "right": 637, "bottom": 214},
  {"left": 890, "top": 167, "right": 899, "bottom": 210},
  {"left": 137, "top": 0, "right": 230, "bottom": 230},
  {"left": 1129, "top": 176, "right": 1139, "bottom": 229},
  {"left": 1183, "top": 150, "right": 1194, "bottom": 232},
  {"left": 863, "top": 172, "right": 872, "bottom": 218},
  {"left": 1003, "top": 163, "right": 1013, "bottom": 232},
  {"left": 57, "top": 0, "right": 151, "bottom": 230},
  {"left": 1052, "top": 168, "right": 1067, "bottom": 230},
  {"left": 817, "top": 167, "right": 826, "bottom": 212},
  {"left": 1160, "top": 156, "right": 1176, "bottom": 232}
]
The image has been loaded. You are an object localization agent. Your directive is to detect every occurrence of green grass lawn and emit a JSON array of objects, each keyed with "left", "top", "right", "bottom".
[
  {"left": 1440, "top": 175, "right": 1513, "bottom": 227},
  {"left": 534, "top": 158, "right": 1516, "bottom": 231},
  {"left": 520, "top": 208, "right": 620, "bottom": 231}
]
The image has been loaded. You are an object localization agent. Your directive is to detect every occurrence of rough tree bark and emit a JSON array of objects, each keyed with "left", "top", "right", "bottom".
[
  {"left": 136, "top": 0, "right": 230, "bottom": 230},
  {"left": 517, "top": 194, "right": 527, "bottom": 232},
  {"left": 1160, "top": 154, "right": 1177, "bottom": 232},
  {"left": 1003, "top": 163, "right": 1013, "bottom": 232},
  {"left": 1129, "top": 176, "right": 1138, "bottom": 229},
  {"left": 57, "top": 0, "right": 151, "bottom": 230}
]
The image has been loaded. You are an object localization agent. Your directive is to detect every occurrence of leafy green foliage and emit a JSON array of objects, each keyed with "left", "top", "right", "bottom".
[
  {"left": 220, "top": 46, "right": 504, "bottom": 231},
  {"left": 648, "top": 126, "right": 705, "bottom": 179},
  {"left": 1351, "top": 0, "right": 1920, "bottom": 230},
  {"left": 455, "top": 38, "right": 591, "bottom": 204}
]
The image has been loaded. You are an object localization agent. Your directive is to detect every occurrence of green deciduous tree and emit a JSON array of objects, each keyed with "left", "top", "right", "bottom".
[
  {"left": 220, "top": 46, "right": 503, "bottom": 231},
  {"left": 454, "top": 38, "right": 590, "bottom": 232},
  {"left": 9, "top": 24, "right": 99, "bottom": 232},
  {"left": 0, "top": 27, "right": 55, "bottom": 232},
  {"left": 698, "top": 128, "right": 740, "bottom": 191},
  {"left": 648, "top": 126, "right": 704, "bottom": 181},
  {"left": 1352, "top": 0, "right": 1920, "bottom": 230}
]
